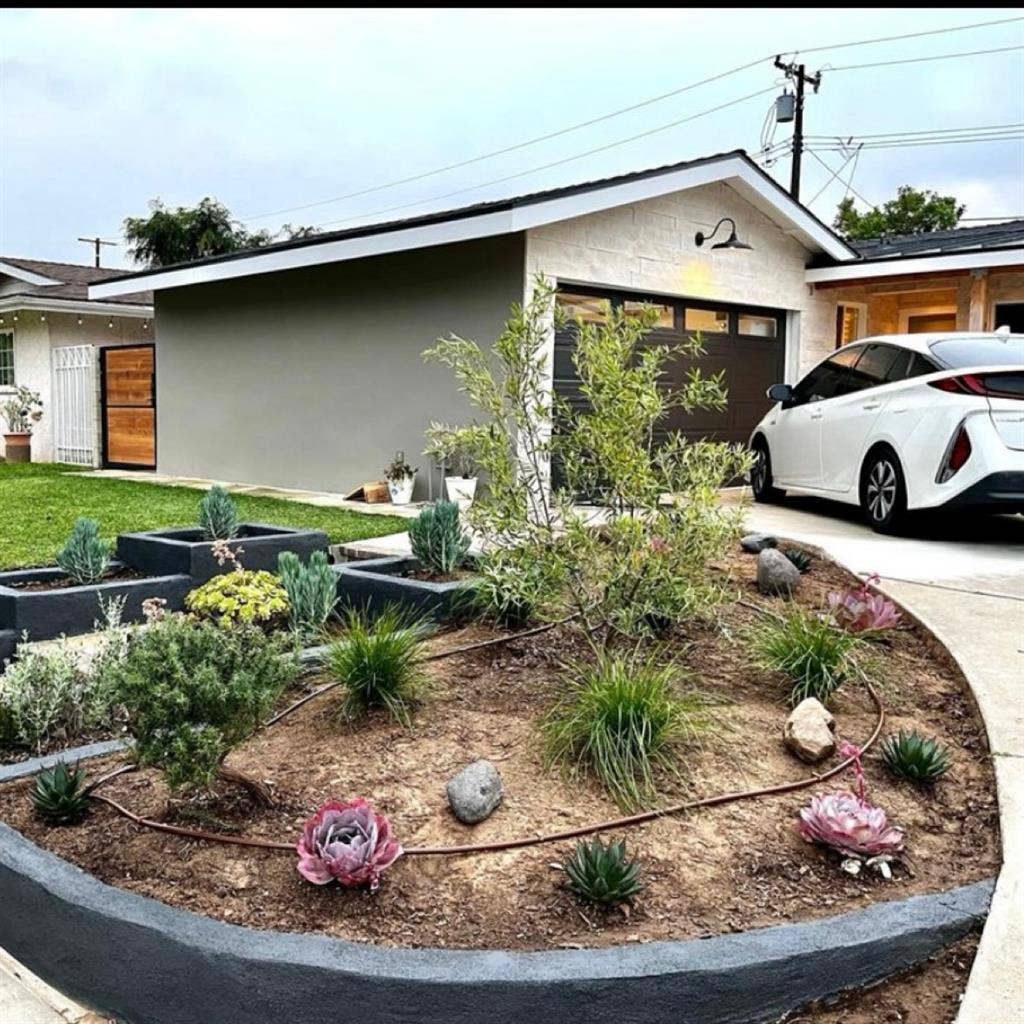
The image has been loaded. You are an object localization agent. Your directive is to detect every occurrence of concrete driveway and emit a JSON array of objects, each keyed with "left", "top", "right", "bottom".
[{"left": 744, "top": 499, "right": 1023, "bottom": 1024}]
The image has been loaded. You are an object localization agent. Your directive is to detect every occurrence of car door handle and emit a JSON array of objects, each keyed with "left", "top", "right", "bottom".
[
  {"left": 862, "top": 402, "right": 881, "bottom": 411},
  {"left": 809, "top": 410, "right": 823, "bottom": 420}
]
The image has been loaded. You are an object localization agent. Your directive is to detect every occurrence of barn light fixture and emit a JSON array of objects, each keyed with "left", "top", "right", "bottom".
[{"left": 695, "top": 217, "right": 753, "bottom": 251}]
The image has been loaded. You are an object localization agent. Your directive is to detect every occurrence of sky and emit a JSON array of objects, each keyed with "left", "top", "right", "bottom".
[{"left": 1, "top": 7, "right": 1022, "bottom": 269}]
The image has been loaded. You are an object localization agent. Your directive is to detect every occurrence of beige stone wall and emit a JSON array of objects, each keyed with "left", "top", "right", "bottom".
[
  {"left": 0, "top": 310, "right": 150, "bottom": 462},
  {"left": 524, "top": 180, "right": 831, "bottom": 379}
]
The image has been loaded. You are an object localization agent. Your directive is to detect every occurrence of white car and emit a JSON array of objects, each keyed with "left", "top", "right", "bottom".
[{"left": 749, "top": 331, "right": 1024, "bottom": 532}]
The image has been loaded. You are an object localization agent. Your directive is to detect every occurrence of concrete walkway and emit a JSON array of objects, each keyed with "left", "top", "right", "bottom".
[
  {"left": 0, "top": 948, "right": 105, "bottom": 1023},
  {"left": 745, "top": 498, "right": 1023, "bottom": 1024}
]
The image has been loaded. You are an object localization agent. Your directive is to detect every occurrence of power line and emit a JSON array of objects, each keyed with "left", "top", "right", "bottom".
[
  {"left": 829, "top": 42, "right": 1023, "bottom": 72},
  {"left": 807, "top": 146, "right": 861, "bottom": 205},
  {"left": 313, "top": 86, "right": 779, "bottom": 230},
  {"left": 241, "top": 14, "right": 1024, "bottom": 225},
  {"left": 806, "top": 149, "right": 876, "bottom": 208},
  {"left": 806, "top": 121, "right": 1024, "bottom": 141},
  {"left": 812, "top": 133, "right": 1023, "bottom": 151}
]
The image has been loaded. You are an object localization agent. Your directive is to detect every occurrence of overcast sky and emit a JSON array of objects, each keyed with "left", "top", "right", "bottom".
[{"left": 2, "top": 7, "right": 1022, "bottom": 268}]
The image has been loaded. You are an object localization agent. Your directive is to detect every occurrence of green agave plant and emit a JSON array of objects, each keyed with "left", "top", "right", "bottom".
[
  {"left": 880, "top": 729, "right": 951, "bottom": 784},
  {"left": 30, "top": 762, "right": 90, "bottom": 825},
  {"left": 782, "top": 547, "right": 813, "bottom": 574},
  {"left": 564, "top": 837, "right": 643, "bottom": 906}
]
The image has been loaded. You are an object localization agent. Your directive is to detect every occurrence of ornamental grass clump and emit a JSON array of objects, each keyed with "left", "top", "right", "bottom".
[
  {"left": 296, "top": 797, "right": 402, "bottom": 891},
  {"left": 30, "top": 762, "right": 90, "bottom": 825},
  {"left": 880, "top": 729, "right": 951, "bottom": 784},
  {"left": 278, "top": 550, "right": 337, "bottom": 640},
  {"left": 750, "top": 606, "right": 863, "bottom": 707},
  {"left": 106, "top": 615, "right": 298, "bottom": 795},
  {"left": 327, "top": 606, "right": 429, "bottom": 726},
  {"left": 564, "top": 837, "right": 643, "bottom": 906},
  {"left": 55, "top": 517, "right": 111, "bottom": 585},
  {"left": 542, "top": 653, "right": 720, "bottom": 811},
  {"left": 198, "top": 485, "right": 239, "bottom": 541},
  {"left": 409, "top": 500, "right": 471, "bottom": 576}
]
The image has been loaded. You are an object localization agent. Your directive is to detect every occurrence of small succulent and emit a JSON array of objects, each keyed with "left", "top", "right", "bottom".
[
  {"left": 797, "top": 742, "right": 904, "bottom": 878},
  {"left": 296, "top": 798, "right": 403, "bottom": 891},
  {"left": 30, "top": 762, "right": 90, "bottom": 825},
  {"left": 782, "top": 547, "right": 812, "bottom": 574},
  {"left": 198, "top": 485, "right": 240, "bottom": 541},
  {"left": 880, "top": 730, "right": 951, "bottom": 784},
  {"left": 55, "top": 517, "right": 111, "bottom": 585},
  {"left": 827, "top": 573, "right": 901, "bottom": 634},
  {"left": 563, "top": 837, "right": 644, "bottom": 906}
]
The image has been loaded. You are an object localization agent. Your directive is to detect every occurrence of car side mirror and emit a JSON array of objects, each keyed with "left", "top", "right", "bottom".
[{"left": 766, "top": 383, "right": 793, "bottom": 403}]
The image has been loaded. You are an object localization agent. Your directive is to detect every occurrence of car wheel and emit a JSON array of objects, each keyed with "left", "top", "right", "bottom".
[
  {"left": 751, "top": 439, "right": 784, "bottom": 504},
  {"left": 861, "top": 449, "right": 907, "bottom": 533}
]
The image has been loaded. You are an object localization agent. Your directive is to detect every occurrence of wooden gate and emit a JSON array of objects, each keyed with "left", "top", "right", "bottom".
[{"left": 101, "top": 345, "right": 156, "bottom": 469}]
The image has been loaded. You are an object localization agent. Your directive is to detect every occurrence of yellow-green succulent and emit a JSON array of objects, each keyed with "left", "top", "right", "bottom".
[{"left": 185, "top": 569, "right": 289, "bottom": 629}]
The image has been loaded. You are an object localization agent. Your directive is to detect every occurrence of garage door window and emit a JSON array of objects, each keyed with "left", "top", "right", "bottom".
[
  {"left": 737, "top": 314, "right": 778, "bottom": 338},
  {"left": 684, "top": 308, "right": 728, "bottom": 333},
  {"left": 556, "top": 293, "right": 608, "bottom": 323},
  {"left": 623, "top": 300, "right": 675, "bottom": 330}
]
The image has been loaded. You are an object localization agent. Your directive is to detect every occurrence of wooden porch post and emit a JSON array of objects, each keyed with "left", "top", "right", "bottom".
[{"left": 968, "top": 270, "right": 990, "bottom": 331}]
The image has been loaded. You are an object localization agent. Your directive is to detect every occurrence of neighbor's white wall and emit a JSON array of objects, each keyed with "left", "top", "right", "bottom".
[
  {"left": 0, "top": 311, "right": 150, "bottom": 462},
  {"left": 525, "top": 179, "right": 834, "bottom": 378}
]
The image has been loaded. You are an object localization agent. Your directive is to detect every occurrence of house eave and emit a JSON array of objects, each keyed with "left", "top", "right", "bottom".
[
  {"left": 0, "top": 261, "right": 63, "bottom": 287},
  {"left": 90, "top": 155, "right": 856, "bottom": 299},
  {"left": 806, "top": 247, "right": 1024, "bottom": 284},
  {"left": 0, "top": 296, "right": 153, "bottom": 318}
]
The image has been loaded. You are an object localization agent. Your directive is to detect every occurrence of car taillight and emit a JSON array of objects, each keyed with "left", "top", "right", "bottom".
[
  {"left": 929, "top": 373, "right": 1024, "bottom": 398},
  {"left": 936, "top": 423, "right": 972, "bottom": 483}
]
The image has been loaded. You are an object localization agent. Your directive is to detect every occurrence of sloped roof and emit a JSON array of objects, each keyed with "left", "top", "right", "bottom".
[
  {"left": 91, "top": 150, "right": 857, "bottom": 298},
  {"left": 0, "top": 257, "right": 152, "bottom": 306},
  {"left": 851, "top": 219, "right": 1024, "bottom": 260}
]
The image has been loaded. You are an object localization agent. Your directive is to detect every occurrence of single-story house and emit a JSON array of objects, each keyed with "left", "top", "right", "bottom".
[
  {"left": 0, "top": 258, "right": 153, "bottom": 466},
  {"left": 87, "top": 150, "right": 1024, "bottom": 497}
]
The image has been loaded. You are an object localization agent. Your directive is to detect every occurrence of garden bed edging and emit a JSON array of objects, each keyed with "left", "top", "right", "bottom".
[{"left": 333, "top": 556, "right": 470, "bottom": 621}]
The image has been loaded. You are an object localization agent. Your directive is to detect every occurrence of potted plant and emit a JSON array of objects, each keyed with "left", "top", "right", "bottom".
[
  {"left": 424, "top": 423, "right": 479, "bottom": 509},
  {"left": 1, "top": 386, "right": 43, "bottom": 464},
  {"left": 384, "top": 450, "right": 416, "bottom": 505}
]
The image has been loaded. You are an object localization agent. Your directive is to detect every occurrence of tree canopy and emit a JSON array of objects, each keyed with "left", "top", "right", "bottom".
[
  {"left": 123, "top": 198, "right": 315, "bottom": 268},
  {"left": 834, "top": 186, "right": 965, "bottom": 241}
]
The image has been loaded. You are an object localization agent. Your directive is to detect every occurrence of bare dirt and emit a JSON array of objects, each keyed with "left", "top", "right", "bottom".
[
  {"left": 0, "top": 549, "right": 1000, "bottom": 951},
  {"left": 6, "top": 566, "right": 146, "bottom": 591}
]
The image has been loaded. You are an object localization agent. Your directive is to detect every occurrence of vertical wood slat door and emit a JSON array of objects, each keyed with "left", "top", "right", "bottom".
[{"left": 102, "top": 345, "right": 156, "bottom": 468}]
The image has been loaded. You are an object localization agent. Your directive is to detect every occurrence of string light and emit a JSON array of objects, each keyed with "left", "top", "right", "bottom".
[
  {"left": 13, "top": 314, "right": 18, "bottom": 323},
  {"left": 107, "top": 319, "right": 114, "bottom": 329},
  {"left": 142, "top": 320, "right": 149, "bottom": 330},
  {"left": 77, "top": 317, "right": 83, "bottom": 326},
  {"left": 40, "top": 314, "right": 46, "bottom": 322}
]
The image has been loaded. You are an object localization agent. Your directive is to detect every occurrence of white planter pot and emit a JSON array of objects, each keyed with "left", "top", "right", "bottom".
[
  {"left": 444, "top": 476, "right": 478, "bottom": 509},
  {"left": 387, "top": 475, "right": 416, "bottom": 505}
]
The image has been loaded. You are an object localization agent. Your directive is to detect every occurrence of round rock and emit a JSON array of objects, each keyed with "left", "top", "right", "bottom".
[
  {"left": 757, "top": 547, "right": 801, "bottom": 597},
  {"left": 741, "top": 533, "right": 777, "bottom": 554},
  {"left": 446, "top": 759, "right": 503, "bottom": 824}
]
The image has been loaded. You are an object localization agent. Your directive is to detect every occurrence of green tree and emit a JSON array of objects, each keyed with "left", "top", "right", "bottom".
[
  {"left": 123, "top": 198, "right": 316, "bottom": 268},
  {"left": 834, "top": 186, "right": 965, "bottom": 241}
]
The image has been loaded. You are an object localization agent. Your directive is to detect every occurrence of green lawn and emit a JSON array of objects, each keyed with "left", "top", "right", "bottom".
[{"left": 0, "top": 463, "right": 408, "bottom": 569}]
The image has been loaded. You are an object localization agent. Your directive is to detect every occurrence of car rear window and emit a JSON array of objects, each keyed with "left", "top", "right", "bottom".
[{"left": 929, "top": 335, "right": 1024, "bottom": 368}]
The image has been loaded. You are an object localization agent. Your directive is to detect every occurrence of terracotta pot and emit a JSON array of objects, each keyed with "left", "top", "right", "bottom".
[{"left": 2, "top": 432, "right": 31, "bottom": 464}]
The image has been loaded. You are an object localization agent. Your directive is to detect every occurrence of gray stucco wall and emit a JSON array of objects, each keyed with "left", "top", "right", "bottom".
[{"left": 154, "top": 234, "right": 525, "bottom": 495}]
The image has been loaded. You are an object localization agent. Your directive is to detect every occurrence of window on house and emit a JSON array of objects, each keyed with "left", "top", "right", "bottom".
[
  {"left": 0, "top": 333, "right": 13, "bottom": 387},
  {"left": 835, "top": 302, "right": 867, "bottom": 347},
  {"left": 684, "top": 307, "right": 728, "bottom": 333}
]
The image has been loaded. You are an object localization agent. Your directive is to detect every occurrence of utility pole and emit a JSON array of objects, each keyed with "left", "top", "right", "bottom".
[
  {"left": 77, "top": 236, "right": 118, "bottom": 268},
  {"left": 773, "top": 57, "right": 822, "bottom": 202}
]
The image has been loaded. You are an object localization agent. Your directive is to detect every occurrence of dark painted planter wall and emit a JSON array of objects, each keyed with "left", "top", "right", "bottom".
[
  {"left": 333, "top": 556, "right": 469, "bottom": 621},
  {"left": 0, "top": 819, "right": 992, "bottom": 1024}
]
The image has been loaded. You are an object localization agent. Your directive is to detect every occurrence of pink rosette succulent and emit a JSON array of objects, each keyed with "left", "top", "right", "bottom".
[
  {"left": 797, "top": 792, "right": 905, "bottom": 860},
  {"left": 826, "top": 573, "right": 901, "bottom": 634},
  {"left": 296, "top": 798, "right": 402, "bottom": 891}
]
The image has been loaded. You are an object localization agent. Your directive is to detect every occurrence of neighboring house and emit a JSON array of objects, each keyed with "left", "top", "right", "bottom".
[
  {"left": 87, "top": 149, "right": 1023, "bottom": 496},
  {"left": 807, "top": 219, "right": 1024, "bottom": 344},
  {"left": 0, "top": 259, "right": 154, "bottom": 467}
]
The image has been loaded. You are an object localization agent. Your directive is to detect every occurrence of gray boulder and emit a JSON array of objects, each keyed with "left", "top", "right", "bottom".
[
  {"left": 784, "top": 698, "right": 836, "bottom": 764},
  {"left": 446, "top": 759, "right": 503, "bottom": 824},
  {"left": 741, "top": 533, "right": 777, "bottom": 554},
  {"left": 757, "top": 547, "right": 801, "bottom": 597}
]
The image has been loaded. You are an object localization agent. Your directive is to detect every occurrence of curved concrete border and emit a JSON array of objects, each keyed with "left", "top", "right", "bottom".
[{"left": 0, "top": 742, "right": 995, "bottom": 1024}]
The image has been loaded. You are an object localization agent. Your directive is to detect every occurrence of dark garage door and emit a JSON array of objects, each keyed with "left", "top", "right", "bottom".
[{"left": 553, "top": 287, "right": 786, "bottom": 450}]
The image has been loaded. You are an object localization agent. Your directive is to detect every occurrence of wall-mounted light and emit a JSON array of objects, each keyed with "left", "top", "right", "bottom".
[{"left": 695, "top": 217, "right": 753, "bottom": 251}]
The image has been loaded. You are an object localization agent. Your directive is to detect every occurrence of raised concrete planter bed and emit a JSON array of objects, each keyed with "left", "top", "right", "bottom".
[
  {"left": 333, "top": 556, "right": 471, "bottom": 620},
  {"left": 0, "top": 629, "right": 16, "bottom": 666},
  {"left": 117, "top": 523, "right": 329, "bottom": 582},
  {"left": 0, "top": 564, "right": 193, "bottom": 643},
  {"left": 0, "top": 804, "right": 992, "bottom": 1024}
]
